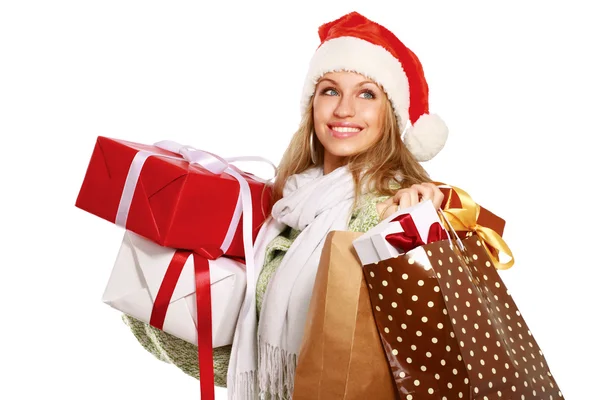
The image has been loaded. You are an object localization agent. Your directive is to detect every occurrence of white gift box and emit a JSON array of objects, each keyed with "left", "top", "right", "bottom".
[
  {"left": 353, "top": 200, "right": 446, "bottom": 265},
  {"left": 102, "top": 231, "right": 246, "bottom": 348}
]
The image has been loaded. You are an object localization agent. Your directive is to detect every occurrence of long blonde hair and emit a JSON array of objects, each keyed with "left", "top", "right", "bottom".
[{"left": 271, "top": 93, "right": 433, "bottom": 211}]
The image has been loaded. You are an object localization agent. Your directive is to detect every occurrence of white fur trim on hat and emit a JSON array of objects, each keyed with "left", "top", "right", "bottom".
[
  {"left": 403, "top": 113, "right": 449, "bottom": 162},
  {"left": 300, "top": 36, "right": 410, "bottom": 132}
]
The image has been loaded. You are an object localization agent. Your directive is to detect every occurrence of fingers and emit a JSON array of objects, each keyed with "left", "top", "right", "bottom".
[
  {"left": 408, "top": 190, "right": 419, "bottom": 208},
  {"left": 388, "top": 183, "right": 444, "bottom": 216},
  {"left": 394, "top": 187, "right": 419, "bottom": 210},
  {"left": 429, "top": 184, "right": 445, "bottom": 209},
  {"left": 419, "top": 183, "right": 444, "bottom": 209},
  {"left": 413, "top": 183, "right": 434, "bottom": 202}
]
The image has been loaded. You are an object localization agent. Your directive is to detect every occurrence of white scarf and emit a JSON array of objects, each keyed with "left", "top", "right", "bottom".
[{"left": 227, "top": 165, "right": 358, "bottom": 399}]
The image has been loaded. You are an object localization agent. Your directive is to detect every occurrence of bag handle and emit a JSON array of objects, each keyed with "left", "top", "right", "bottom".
[{"left": 437, "top": 208, "right": 465, "bottom": 252}]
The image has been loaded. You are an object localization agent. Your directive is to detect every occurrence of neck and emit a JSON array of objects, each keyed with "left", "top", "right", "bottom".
[{"left": 323, "top": 153, "right": 347, "bottom": 175}]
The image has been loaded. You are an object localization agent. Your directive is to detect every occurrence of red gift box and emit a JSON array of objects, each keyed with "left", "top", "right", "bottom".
[{"left": 75, "top": 136, "right": 273, "bottom": 257}]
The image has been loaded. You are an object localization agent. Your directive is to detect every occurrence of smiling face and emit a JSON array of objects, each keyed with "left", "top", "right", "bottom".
[{"left": 312, "top": 71, "right": 387, "bottom": 173}]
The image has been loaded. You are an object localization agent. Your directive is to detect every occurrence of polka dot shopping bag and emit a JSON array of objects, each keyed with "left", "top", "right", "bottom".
[{"left": 360, "top": 187, "right": 564, "bottom": 399}]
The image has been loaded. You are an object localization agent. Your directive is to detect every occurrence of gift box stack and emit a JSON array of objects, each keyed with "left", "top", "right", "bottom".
[
  {"left": 352, "top": 187, "right": 564, "bottom": 399},
  {"left": 75, "top": 136, "right": 274, "bottom": 399}
]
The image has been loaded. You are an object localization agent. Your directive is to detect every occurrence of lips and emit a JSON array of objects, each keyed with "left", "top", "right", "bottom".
[
  {"left": 327, "top": 122, "right": 364, "bottom": 139},
  {"left": 328, "top": 124, "right": 364, "bottom": 139},
  {"left": 328, "top": 122, "right": 363, "bottom": 129}
]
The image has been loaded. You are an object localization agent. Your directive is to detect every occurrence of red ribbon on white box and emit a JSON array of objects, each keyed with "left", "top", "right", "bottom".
[
  {"left": 149, "top": 246, "right": 223, "bottom": 400},
  {"left": 385, "top": 213, "right": 448, "bottom": 252},
  {"left": 354, "top": 200, "right": 450, "bottom": 265}
]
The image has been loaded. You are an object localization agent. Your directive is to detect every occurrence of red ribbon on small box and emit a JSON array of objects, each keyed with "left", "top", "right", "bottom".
[
  {"left": 149, "top": 246, "right": 224, "bottom": 400},
  {"left": 385, "top": 213, "right": 449, "bottom": 253}
]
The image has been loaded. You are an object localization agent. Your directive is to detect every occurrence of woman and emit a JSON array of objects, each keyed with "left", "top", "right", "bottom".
[{"left": 123, "top": 11, "right": 449, "bottom": 399}]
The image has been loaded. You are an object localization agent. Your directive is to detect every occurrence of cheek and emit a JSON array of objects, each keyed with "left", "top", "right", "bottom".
[
  {"left": 313, "top": 104, "right": 335, "bottom": 139},
  {"left": 362, "top": 104, "right": 385, "bottom": 128},
  {"left": 313, "top": 100, "right": 332, "bottom": 124}
]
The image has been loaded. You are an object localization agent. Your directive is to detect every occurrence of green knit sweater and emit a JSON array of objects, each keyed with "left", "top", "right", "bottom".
[{"left": 121, "top": 191, "right": 391, "bottom": 388}]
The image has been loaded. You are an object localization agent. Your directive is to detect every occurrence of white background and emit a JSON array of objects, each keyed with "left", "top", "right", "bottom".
[{"left": 1, "top": 1, "right": 597, "bottom": 399}]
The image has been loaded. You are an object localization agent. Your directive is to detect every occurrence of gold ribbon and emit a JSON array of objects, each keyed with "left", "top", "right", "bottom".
[{"left": 436, "top": 183, "right": 514, "bottom": 270}]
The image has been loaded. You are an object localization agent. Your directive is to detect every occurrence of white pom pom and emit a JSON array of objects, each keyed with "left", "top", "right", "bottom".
[{"left": 403, "top": 113, "right": 449, "bottom": 162}]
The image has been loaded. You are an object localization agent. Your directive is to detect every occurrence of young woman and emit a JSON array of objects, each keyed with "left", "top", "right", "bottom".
[{"left": 123, "top": 11, "right": 449, "bottom": 400}]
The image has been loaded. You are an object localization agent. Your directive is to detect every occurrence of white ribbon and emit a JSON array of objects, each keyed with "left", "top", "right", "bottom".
[{"left": 115, "top": 140, "right": 276, "bottom": 326}]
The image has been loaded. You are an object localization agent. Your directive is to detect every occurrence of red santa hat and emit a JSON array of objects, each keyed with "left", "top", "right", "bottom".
[{"left": 301, "top": 11, "right": 448, "bottom": 162}]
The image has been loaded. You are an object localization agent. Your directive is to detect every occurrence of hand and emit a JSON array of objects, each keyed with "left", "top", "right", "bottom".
[{"left": 376, "top": 183, "right": 444, "bottom": 221}]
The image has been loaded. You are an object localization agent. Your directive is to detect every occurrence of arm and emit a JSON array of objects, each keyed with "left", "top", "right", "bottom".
[{"left": 121, "top": 314, "right": 231, "bottom": 387}]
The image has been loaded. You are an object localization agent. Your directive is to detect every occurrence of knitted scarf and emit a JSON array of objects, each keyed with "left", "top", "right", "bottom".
[{"left": 227, "top": 165, "right": 358, "bottom": 399}]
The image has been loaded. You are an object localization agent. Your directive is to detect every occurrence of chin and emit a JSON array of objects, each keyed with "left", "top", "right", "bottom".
[
  {"left": 319, "top": 130, "right": 378, "bottom": 158},
  {"left": 324, "top": 144, "right": 365, "bottom": 158}
]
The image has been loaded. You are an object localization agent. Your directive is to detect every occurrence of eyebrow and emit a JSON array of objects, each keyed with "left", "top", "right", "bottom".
[{"left": 317, "top": 78, "right": 378, "bottom": 88}]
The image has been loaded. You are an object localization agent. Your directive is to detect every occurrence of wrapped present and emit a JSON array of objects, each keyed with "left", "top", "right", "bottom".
[
  {"left": 437, "top": 184, "right": 509, "bottom": 268},
  {"left": 104, "top": 230, "right": 247, "bottom": 400},
  {"left": 353, "top": 199, "right": 448, "bottom": 265},
  {"left": 437, "top": 185, "right": 506, "bottom": 237},
  {"left": 294, "top": 231, "right": 397, "bottom": 400},
  {"left": 353, "top": 184, "right": 506, "bottom": 267},
  {"left": 357, "top": 186, "right": 563, "bottom": 398},
  {"left": 75, "top": 136, "right": 273, "bottom": 258},
  {"left": 103, "top": 231, "right": 246, "bottom": 348}
]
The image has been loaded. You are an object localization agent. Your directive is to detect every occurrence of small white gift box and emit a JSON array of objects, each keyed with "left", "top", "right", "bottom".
[
  {"left": 353, "top": 200, "right": 447, "bottom": 265},
  {"left": 102, "top": 231, "right": 246, "bottom": 348}
]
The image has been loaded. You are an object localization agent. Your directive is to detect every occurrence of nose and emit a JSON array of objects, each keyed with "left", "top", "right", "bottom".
[{"left": 333, "top": 94, "right": 355, "bottom": 118}]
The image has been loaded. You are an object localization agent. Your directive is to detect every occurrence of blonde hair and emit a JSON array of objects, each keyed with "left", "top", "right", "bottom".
[{"left": 271, "top": 93, "right": 433, "bottom": 211}]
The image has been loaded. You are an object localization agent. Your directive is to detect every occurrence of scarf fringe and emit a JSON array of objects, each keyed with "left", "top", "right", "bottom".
[
  {"left": 258, "top": 336, "right": 298, "bottom": 400},
  {"left": 228, "top": 370, "right": 258, "bottom": 400}
]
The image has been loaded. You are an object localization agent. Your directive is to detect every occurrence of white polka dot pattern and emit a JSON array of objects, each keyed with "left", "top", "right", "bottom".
[{"left": 363, "top": 235, "right": 563, "bottom": 399}]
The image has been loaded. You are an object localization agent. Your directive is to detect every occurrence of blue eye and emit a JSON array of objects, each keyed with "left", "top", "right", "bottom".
[
  {"left": 319, "top": 87, "right": 376, "bottom": 99},
  {"left": 360, "top": 90, "right": 376, "bottom": 99},
  {"left": 322, "top": 88, "right": 339, "bottom": 96}
]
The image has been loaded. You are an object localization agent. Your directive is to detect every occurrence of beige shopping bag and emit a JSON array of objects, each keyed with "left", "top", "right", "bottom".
[{"left": 293, "top": 231, "right": 398, "bottom": 400}]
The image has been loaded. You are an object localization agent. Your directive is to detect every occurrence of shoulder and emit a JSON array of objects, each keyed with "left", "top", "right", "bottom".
[
  {"left": 349, "top": 185, "right": 400, "bottom": 232},
  {"left": 353, "top": 180, "right": 402, "bottom": 214}
]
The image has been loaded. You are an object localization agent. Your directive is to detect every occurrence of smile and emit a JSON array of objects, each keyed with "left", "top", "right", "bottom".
[{"left": 328, "top": 125, "right": 363, "bottom": 138}]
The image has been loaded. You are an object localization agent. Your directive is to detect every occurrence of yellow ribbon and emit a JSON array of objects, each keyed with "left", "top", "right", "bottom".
[{"left": 437, "top": 184, "right": 514, "bottom": 270}]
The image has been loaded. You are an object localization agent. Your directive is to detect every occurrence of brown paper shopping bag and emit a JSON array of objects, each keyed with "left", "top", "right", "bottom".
[
  {"left": 363, "top": 232, "right": 564, "bottom": 399},
  {"left": 293, "top": 231, "right": 398, "bottom": 400}
]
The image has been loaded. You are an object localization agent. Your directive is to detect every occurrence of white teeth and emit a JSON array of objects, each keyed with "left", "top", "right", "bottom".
[{"left": 331, "top": 126, "right": 361, "bottom": 133}]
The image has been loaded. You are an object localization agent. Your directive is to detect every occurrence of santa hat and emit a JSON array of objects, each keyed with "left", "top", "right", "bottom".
[{"left": 301, "top": 11, "right": 448, "bottom": 162}]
